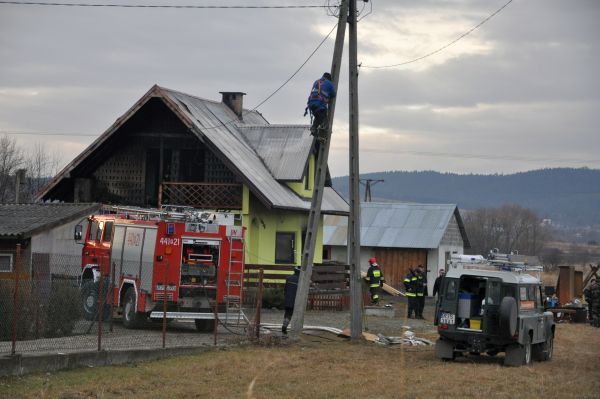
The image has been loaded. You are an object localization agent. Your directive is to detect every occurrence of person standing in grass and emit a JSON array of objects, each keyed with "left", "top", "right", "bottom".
[
  {"left": 282, "top": 266, "right": 300, "bottom": 335},
  {"left": 584, "top": 277, "right": 597, "bottom": 323},
  {"left": 591, "top": 279, "right": 600, "bottom": 328}
]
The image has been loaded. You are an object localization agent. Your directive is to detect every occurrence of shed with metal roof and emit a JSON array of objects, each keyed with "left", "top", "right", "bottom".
[
  {"left": 323, "top": 202, "right": 469, "bottom": 294},
  {"left": 0, "top": 203, "right": 101, "bottom": 278}
]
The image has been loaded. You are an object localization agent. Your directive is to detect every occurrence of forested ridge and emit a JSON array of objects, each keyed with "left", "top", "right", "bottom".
[{"left": 331, "top": 168, "right": 600, "bottom": 226}]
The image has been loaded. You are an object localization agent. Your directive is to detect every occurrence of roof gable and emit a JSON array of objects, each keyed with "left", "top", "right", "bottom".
[{"left": 38, "top": 85, "right": 348, "bottom": 215}]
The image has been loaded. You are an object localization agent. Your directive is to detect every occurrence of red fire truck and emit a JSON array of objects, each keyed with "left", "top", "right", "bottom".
[{"left": 75, "top": 207, "right": 245, "bottom": 331}]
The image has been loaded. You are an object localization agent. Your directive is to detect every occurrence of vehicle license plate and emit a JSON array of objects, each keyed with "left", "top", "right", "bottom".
[{"left": 439, "top": 312, "right": 455, "bottom": 325}]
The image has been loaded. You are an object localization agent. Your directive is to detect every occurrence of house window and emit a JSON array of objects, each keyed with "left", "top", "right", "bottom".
[
  {"left": 0, "top": 254, "right": 13, "bottom": 272},
  {"left": 275, "top": 232, "right": 295, "bottom": 264}
]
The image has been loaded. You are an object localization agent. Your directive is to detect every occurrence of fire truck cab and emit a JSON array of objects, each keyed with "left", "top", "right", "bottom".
[{"left": 76, "top": 207, "right": 245, "bottom": 331}]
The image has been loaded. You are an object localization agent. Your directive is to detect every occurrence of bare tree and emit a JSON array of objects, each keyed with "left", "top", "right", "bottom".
[
  {"left": 0, "top": 135, "right": 23, "bottom": 202},
  {"left": 464, "top": 204, "right": 552, "bottom": 256},
  {"left": 22, "top": 142, "right": 60, "bottom": 201}
]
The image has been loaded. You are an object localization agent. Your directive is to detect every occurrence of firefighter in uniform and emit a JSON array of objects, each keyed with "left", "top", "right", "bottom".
[
  {"left": 591, "top": 279, "right": 600, "bottom": 328},
  {"left": 415, "top": 265, "right": 427, "bottom": 319},
  {"left": 305, "top": 72, "right": 336, "bottom": 137},
  {"left": 404, "top": 268, "right": 418, "bottom": 318},
  {"left": 282, "top": 266, "right": 300, "bottom": 335},
  {"left": 584, "top": 277, "right": 597, "bottom": 322},
  {"left": 366, "top": 257, "right": 384, "bottom": 305}
]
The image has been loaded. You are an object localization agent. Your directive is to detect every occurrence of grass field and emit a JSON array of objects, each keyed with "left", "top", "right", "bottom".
[{"left": 1, "top": 323, "right": 599, "bottom": 399}]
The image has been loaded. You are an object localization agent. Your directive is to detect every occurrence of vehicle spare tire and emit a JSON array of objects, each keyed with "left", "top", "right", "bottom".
[{"left": 499, "top": 296, "right": 518, "bottom": 337}]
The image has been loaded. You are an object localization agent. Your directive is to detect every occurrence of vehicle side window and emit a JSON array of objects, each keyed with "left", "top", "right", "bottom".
[
  {"left": 89, "top": 221, "right": 99, "bottom": 241},
  {"left": 519, "top": 286, "right": 528, "bottom": 301},
  {"left": 103, "top": 222, "right": 113, "bottom": 242},
  {"left": 501, "top": 285, "right": 516, "bottom": 299},
  {"left": 445, "top": 279, "right": 457, "bottom": 300},
  {"left": 95, "top": 222, "right": 104, "bottom": 241},
  {"left": 520, "top": 285, "right": 535, "bottom": 310}
]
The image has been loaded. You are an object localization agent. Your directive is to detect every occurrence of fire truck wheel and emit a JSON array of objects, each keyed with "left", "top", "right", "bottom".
[
  {"left": 195, "top": 319, "right": 215, "bottom": 332},
  {"left": 123, "top": 287, "right": 145, "bottom": 329},
  {"left": 81, "top": 280, "right": 99, "bottom": 321}
]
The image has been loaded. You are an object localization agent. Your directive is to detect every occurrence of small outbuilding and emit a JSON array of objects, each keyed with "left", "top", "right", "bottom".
[
  {"left": 0, "top": 203, "right": 101, "bottom": 279},
  {"left": 323, "top": 202, "right": 470, "bottom": 295}
]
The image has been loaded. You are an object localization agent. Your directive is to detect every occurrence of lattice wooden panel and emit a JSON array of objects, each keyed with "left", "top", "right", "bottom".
[{"left": 160, "top": 182, "right": 242, "bottom": 209}]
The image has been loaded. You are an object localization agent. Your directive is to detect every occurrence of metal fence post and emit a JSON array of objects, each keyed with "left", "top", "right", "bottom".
[
  {"left": 97, "top": 271, "right": 105, "bottom": 352},
  {"left": 213, "top": 300, "right": 218, "bottom": 346},
  {"left": 10, "top": 244, "right": 21, "bottom": 356},
  {"left": 255, "top": 268, "right": 264, "bottom": 339},
  {"left": 110, "top": 261, "right": 116, "bottom": 333},
  {"left": 162, "top": 260, "right": 168, "bottom": 349}
]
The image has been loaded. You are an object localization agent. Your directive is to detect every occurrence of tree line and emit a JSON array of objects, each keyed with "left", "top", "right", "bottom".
[{"left": 0, "top": 135, "right": 59, "bottom": 203}]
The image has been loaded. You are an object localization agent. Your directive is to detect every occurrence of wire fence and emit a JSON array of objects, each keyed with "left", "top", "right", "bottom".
[{"left": 0, "top": 247, "right": 266, "bottom": 356}]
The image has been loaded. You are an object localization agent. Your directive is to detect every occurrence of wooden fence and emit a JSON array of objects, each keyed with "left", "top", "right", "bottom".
[{"left": 244, "top": 263, "right": 350, "bottom": 310}]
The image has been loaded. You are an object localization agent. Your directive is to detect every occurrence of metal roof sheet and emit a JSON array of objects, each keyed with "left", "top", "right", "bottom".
[
  {"left": 0, "top": 203, "right": 101, "bottom": 238},
  {"left": 324, "top": 202, "right": 464, "bottom": 248},
  {"left": 237, "top": 125, "right": 312, "bottom": 181}
]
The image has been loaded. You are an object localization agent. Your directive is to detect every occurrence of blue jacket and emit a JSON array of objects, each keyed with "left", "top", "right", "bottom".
[
  {"left": 307, "top": 77, "right": 336, "bottom": 110},
  {"left": 284, "top": 269, "right": 300, "bottom": 309}
]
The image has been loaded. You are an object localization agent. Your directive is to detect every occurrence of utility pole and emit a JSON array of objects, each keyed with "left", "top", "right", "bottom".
[
  {"left": 360, "top": 179, "right": 384, "bottom": 202},
  {"left": 291, "top": 0, "right": 349, "bottom": 334},
  {"left": 348, "top": 0, "right": 362, "bottom": 339}
]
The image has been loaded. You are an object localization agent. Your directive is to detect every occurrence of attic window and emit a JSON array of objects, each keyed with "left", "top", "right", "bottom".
[{"left": 0, "top": 254, "right": 13, "bottom": 272}]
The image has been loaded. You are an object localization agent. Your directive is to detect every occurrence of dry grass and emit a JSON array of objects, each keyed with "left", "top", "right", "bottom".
[{"left": 1, "top": 324, "right": 599, "bottom": 399}]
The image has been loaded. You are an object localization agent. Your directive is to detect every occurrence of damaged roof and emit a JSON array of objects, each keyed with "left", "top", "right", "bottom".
[
  {"left": 324, "top": 202, "right": 469, "bottom": 249},
  {"left": 38, "top": 85, "right": 348, "bottom": 216},
  {"left": 0, "top": 203, "right": 101, "bottom": 238}
]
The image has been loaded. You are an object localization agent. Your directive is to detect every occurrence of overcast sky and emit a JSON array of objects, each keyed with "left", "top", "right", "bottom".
[{"left": 1, "top": 0, "right": 599, "bottom": 177}]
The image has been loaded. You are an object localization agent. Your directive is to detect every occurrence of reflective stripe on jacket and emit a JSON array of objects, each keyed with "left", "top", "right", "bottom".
[{"left": 367, "top": 264, "right": 384, "bottom": 288}]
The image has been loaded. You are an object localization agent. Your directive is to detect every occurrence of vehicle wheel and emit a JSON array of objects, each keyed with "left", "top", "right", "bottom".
[
  {"left": 81, "top": 280, "right": 99, "bottom": 321},
  {"left": 504, "top": 336, "right": 532, "bottom": 367},
  {"left": 123, "top": 287, "right": 145, "bottom": 329},
  {"left": 523, "top": 337, "right": 532, "bottom": 365},
  {"left": 81, "top": 280, "right": 110, "bottom": 321},
  {"left": 533, "top": 334, "right": 554, "bottom": 361},
  {"left": 435, "top": 339, "right": 456, "bottom": 361},
  {"left": 499, "top": 296, "right": 518, "bottom": 337},
  {"left": 195, "top": 319, "right": 216, "bottom": 333}
]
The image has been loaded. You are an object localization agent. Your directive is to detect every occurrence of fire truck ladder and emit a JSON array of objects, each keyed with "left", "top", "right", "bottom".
[{"left": 223, "top": 235, "right": 248, "bottom": 326}]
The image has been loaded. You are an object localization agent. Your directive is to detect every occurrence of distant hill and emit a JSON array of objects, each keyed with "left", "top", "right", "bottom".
[{"left": 331, "top": 168, "right": 600, "bottom": 227}]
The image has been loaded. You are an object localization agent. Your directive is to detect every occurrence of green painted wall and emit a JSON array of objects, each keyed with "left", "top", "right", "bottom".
[
  {"left": 242, "top": 190, "right": 323, "bottom": 266},
  {"left": 286, "top": 155, "right": 314, "bottom": 198}
]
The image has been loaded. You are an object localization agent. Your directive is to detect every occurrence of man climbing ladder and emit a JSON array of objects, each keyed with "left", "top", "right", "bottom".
[{"left": 305, "top": 72, "right": 336, "bottom": 138}]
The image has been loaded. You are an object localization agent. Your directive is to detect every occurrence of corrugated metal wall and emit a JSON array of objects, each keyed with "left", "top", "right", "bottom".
[{"left": 373, "top": 248, "right": 427, "bottom": 289}]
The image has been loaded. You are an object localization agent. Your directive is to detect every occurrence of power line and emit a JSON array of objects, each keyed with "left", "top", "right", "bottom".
[
  {"left": 360, "top": 0, "right": 514, "bottom": 69},
  {"left": 0, "top": 1, "right": 330, "bottom": 9},
  {"left": 184, "top": 22, "right": 338, "bottom": 131},
  {"left": 1, "top": 22, "right": 338, "bottom": 136}
]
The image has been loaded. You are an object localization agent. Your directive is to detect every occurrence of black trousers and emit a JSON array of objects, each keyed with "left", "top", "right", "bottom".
[
  {"left": 417, "top": 295, "right": 425, "bottom": 317},
  {"left": 282, "top": 307, "right": 294, "bottom": 333},
  {"left": 407, "top": 296, "right": 417, "bottom": 317},
  {"left": 310, "top": 107, "right": 328, "bottom": 134},
  {"left": 369, "top": 286, "right": 381, "bottom": 304}
]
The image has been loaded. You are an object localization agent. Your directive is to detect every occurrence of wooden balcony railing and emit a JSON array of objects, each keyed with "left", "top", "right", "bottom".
[{"left": 158, "top": 182, "right": 243, "bottom": 209}]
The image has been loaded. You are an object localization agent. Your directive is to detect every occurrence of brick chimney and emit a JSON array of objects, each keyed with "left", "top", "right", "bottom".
[{"left": 220, "top": 91, "right": 246, "bottom": 120}]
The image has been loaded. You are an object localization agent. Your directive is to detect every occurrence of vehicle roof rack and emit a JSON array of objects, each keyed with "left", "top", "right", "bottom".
[
  {"left": 450, "top": 249, "right": 543, "bottom": 275},
  {"left": 100, "top": 205, "right": 237, "bottom": 224}
]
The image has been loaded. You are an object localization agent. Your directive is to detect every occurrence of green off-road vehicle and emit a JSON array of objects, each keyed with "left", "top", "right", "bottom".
[{"left": 435, "top": 251, "right": 555, "bottom": 367}]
